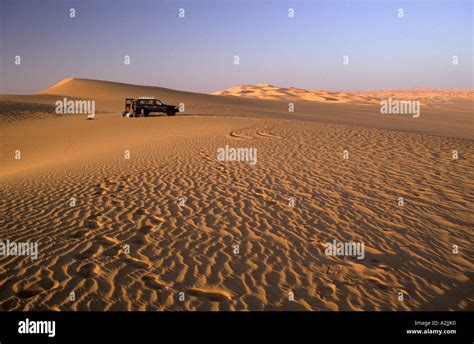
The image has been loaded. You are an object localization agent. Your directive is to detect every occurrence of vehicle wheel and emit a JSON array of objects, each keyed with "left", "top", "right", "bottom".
[
  {"left": 167, "top": 111, "right": 176, "bottom": 116},
  {"left": 143, "top": 110, "right": 149, "bottom": 117}
]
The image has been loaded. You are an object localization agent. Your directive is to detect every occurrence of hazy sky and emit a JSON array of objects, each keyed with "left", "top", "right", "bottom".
[{"left": 1, "top": 0, "right": 472, "bottom": 94}]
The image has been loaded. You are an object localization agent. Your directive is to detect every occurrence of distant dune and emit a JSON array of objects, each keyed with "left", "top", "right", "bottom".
[
  {"left": 212, "top": 83, "right": 474, "bottom": 106},
  {"left": 211, "top": 83, "right": 372, "bottom": 104}
]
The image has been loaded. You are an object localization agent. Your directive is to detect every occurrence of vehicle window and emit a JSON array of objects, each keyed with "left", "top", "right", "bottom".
[
  {"left": 147, "top": 100, "right": 154, "bottom": 105},
  {"left": 138, "top": 100, "right": 146, "bottom": 105}
]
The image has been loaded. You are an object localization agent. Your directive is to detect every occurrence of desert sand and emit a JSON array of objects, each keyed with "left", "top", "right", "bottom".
[
  {"left": 212, "top": 83, "right": 474, "bottom": 107},
  {"left": 0, "top": 78, "right": 473, "bottom": 311}
]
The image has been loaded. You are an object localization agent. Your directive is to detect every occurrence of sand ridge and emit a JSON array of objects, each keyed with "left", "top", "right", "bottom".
[{"left": 212, "top": 83, "right": 474, "bottom": 106}]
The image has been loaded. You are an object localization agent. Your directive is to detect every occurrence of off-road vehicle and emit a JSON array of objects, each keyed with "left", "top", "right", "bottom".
[{"left": 122, "top": 97, "right": 179, "bottom": 117}]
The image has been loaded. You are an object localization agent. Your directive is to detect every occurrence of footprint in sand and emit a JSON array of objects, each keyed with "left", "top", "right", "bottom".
[
  {"left": 77, "top": 262, "right": 101, "bottom": 278},
  {"left": 366, "top": 276, "right": 390, "bottom": 290},
  {"left": 253, "top": 188, "right": 278, "bottom": 205},
  {"left": 133, "top": 233, "right": 150, "bottom": 245},
  {"left": 120, "top": 253, "right": 152, "bottom": 269},
  {"left": 99, "top": 235, "right": 121, "bottom": 246},
  {"left": 318, "top": 283, "right": 337, "bottom": 299},
  {"left": 256, "top": 130, "right": 282, "bottom": 139},
  {"left": 98, "top": 182, "right": 109, "bottom": 191},
  {"left": 85, "top": 220, "right": 102, "bottom": 229},
  {"left": 187, "top": 287, "right": 232, "bottom": 302},
  {"left": 98, "top": 235, "right": 123, "bottom": 256},
  {"left": 369, "top": 258, "right": 392, "bottom": 271},
  {"left": 13, "top": 278, "right": 59, "bottom": 299},
  {"left": 139, "top": 224, "right": 159, "bottom": 234},
  {"left": 134, "top": 208, "right": 148, "bottom": 216},
  {"left": 84, "top": 214, "right": 104, "bottom": 229},
  {"left": 142, "top": 275, "right": 170, "bottom": 291},
  {"left": 149, "top": 215, "right": 166, "bottom": 225},
  {"left": 96, "top": 178, "right": 120, "bottom": 192},
  {"left": 325, "top": 264, "right": 343, "bottom": 276},
  {"left": 70, "top": 229, "right": 91, "bottom": 239},
  {"left": 136, "top": 225, "right": 159, "bottom": 243},
  {"left": 93, "top": 182, "right": 110, "bottom": 196},
  {"left": 229, "top": 130, "right": 252, "bottom": 139}
]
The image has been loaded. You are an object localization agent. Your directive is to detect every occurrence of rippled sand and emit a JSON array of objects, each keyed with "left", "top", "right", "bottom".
[{"left": 0, "top": 79, "right": 472, "bottom": 310}]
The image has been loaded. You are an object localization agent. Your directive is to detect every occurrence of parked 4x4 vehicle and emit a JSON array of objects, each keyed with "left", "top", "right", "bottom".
[{"left": 122, "top": 97, "right": 179, "bottom": 117}]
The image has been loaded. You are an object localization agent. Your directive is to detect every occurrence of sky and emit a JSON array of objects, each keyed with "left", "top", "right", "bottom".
[{"left": 0, "top": 0, "right": 472, "bottom": 94}]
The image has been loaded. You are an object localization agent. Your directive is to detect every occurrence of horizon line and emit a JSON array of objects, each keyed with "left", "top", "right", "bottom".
[{"left": 3, "top": 76, "right": 473, "bottom": 97}]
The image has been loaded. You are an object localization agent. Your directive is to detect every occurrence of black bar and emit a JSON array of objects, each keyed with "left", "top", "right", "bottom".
[{"left": 0, "top": 311, "right": 472, "bottom": 343}]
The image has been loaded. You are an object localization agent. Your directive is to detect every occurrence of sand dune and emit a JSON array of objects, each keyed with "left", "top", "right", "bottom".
[
  {"left": 211, "top": 83, "right": 371, "bottom": 103},
  {"left": 0, "top": 78, "right": 473, "bottom": 311},
  {"left": 212, "top": 83, "right": 474, "bottom": 107}
]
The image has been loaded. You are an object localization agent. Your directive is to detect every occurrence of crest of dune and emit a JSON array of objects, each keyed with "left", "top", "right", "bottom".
[{"left": 40, "top": 77, "right": 75, "bottom": 93}]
